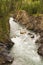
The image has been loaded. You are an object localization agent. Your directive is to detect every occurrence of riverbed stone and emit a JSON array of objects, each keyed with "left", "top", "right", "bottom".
[{"left": 0, "top": 42, "right": 14, "bottom": 65}]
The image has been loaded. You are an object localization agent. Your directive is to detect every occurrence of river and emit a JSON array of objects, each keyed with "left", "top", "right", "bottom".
[{"left": 9, "top": 17, "right": 43, "bottom": 65}]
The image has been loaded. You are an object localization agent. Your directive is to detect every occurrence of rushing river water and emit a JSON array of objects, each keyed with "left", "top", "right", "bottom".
[{"left": 9, "top": 17, "right": 43, "bottom": 65}]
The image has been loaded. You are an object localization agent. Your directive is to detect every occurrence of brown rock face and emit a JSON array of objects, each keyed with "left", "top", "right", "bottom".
[{"left": 0, "top": 42, "right": 14, "bottom": 65}]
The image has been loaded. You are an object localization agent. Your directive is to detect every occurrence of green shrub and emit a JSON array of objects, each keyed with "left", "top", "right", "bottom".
[
  {"left": 21, "top": 1, "right": 41, "bottom": 14},
  {"left": 0, "top": 0, "right": 15, "bottom": 17}
]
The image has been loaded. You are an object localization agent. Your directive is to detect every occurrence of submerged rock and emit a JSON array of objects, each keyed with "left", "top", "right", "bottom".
[{"left": 28, "top": 33, "right": 34, "bottom": 38}]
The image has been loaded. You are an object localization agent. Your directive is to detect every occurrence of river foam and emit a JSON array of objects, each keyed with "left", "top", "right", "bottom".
[{"left": 9, "top": 17, "right": 43, "bottom": 65}]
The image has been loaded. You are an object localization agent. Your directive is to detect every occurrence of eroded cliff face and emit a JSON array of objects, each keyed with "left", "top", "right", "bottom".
[{"left": 13, "top": 10, "right": 43, "bottom": 56}]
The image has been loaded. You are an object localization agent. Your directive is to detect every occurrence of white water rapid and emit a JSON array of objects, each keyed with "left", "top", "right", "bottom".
[{"left": 9, "top": 17, "right": 43, "bottom": 65}]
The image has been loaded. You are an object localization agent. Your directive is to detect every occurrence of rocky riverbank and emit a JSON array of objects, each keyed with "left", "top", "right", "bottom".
[
  {"left": 0, "top": 10, "right": 43, "bottom": 65},
  {"left": 10, "top": 17, "right": 42, "bottom": 65},
  {"left": 13, "top": 10, "right": 43, "bottom": 56},
  {"left": 0, "top": 17, "right": 14, "bottom": 65}
]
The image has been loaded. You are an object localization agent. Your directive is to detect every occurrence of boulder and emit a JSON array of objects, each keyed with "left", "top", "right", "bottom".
[{"left": 0, "top": 42, "right": 14, "bottom": 65}]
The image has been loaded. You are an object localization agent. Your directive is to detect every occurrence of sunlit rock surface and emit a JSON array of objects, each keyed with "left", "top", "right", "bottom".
[{"left": 9, "top": 17, "right": 43, "bottom": 65}]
